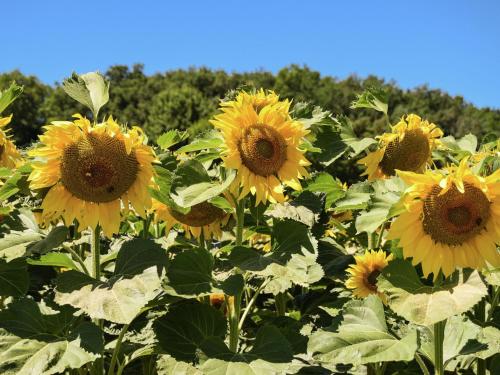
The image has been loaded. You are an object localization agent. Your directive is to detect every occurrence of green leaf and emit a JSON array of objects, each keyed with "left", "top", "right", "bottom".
[
  {"left": 176, "top": 133, "right": 223, "bottom": 153},
  {"left": 419, "top": 315, "right": 488, "bottom": 370},
  {"left": 355, "top": 190, "right": 400, "bottom": 233},
  {"left": 0, "top": 258, "right": 28, "bottom": 297},
  {"left": 153, "top": 301, "right": 227, "bottom": 362},
  {"left": 63, "top": 72, "right": 109, "bottom": 118},
  {"left": 228, "top": 246, "right": 274, "bottom": 272},
  {"left": 334, "top": 192, "right": 371, "bottom": 212},
  {"left": 156, "top": 355, "right": 202, "bottom": 375},
  {"left": 199, "top": 359, "right": 290, "bottom": 375},
  {"left": 27, "top": 226, "right": 69, "bottom": 255},
  {"left": 55, "top": 267, "right": 163, "bottom": 324},
  {"left": 0, "top": 230, "right": 43, "bottom": 260},
  {"left": 27, "top": 252, "right": 78, "bottom": 270},
  {"left": 0, "top": 82, "right": 23, "bottom": 114},
  {"left": 308, "top": 295, "right": 418, "bottom": 365},
  {"left": 311, "top": 124, "right": 348, "bottom": 166},
  {"left": 266, "top": 201, "right": 317, "bottom": 227},
  {"left": 457, "top": 134, "right": 478, "bottom": 153},
  {"left": 157, "top": 130, "right": 189, "bottom": 150},
  {"left": 350, "top": 87, "right": 388, "bottom": 115},
  {"left": 220, "top": 274, "right": 244, "bottom": 296},
  {"left": 378, "top": 259, "right": 488, "bottom": 325},
  {"left": 306, "top": 173, "right": 346, "bottom": 208},
  {"left": 114, "top": 238, "right": 168, "bottom": 276},
  {"left": 171, "top": 167, "right": 236, "bottom": 208},
  {"left": 167, "top": 247, "right": 214, "bottom": 296},
  {"left": 0, "top": 299, "right": 103, "bottom": 374},
  {"left": 338, "top": 116, "right": 377, "bottom": 156},
  {"left": 272, "top": 219, "right": 317, "bottom": 263}
]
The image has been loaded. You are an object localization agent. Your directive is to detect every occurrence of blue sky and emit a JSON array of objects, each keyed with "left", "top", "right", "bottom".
[{"left": 2, "top": 0, "right": 499, "bottom": 108}]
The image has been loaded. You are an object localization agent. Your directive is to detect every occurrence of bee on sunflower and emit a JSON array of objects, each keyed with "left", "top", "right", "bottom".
[
  {"left": 28, "top": 115, "right": 156, "bottom": 237},
  {"left": 359, "top": 114, "right": 443, "bottom": 180},
  {"left": 152, "top": 199, "right": 230, "bottom": 240},
  {"left": 386, "top": 158, "right": 500, "bottom": 277},
  {"left": 0, "top": 115, "right": 23, "bottom": 168},
  {"left": 210, "top": 90, "right": 310, "bottom": 205},
  {"left": 346, "top": 250, "right": 393, "bottom": 301}
]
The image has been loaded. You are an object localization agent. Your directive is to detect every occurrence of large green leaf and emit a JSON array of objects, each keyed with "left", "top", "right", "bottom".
[
  {"left": 176, "top": 133, "right": 223, "bottom": 153},
  {"left": 272, "top": 219, "right": 317, "bottom": 263},
  {"left": 27, "top": 226, "right": 69, "bottom": 255},
  {"left": 153, "top": 301, "right": 227, "bottom": 362},
  {"left": 0, "top": 258, "right": 29, "bottom": 297},
  {"left": 156, "top": 355, "right": 202, "bottom": 374},
  {"left": 200, "top": 359, "right": 290, "bottom": 375},
  {"left": 228, "top": 246, "right": 274, "bottom": 272},
  {"left": 157, "top": 130, "right": 189, "bottom": 150},
  {"left": 63, "top": 72, "right": 109, "bottom": 117},
  {"left": 378, "top": 259, "right": 488, "bottom": 326},
  {"left": 0, "top": 230, "right": 43, "bottom": 260},
  {"left": 306, "top": 173, "right": 346, "bottom": 208},
  {"left": 114, "top": 238, "right": 168, "bottom": 276},
  {"left": 0, "top": 299, "right": 103, "bottom": 375},
  {"left": 355, "top": 190, "right": 400, "bottom": 233},
  {"left": 419, "top": 315, "right": 489, "bottom": 370},
  {"left": 350, "top": 87, "right": 388, "bottom": 114},
  {"left": 27, "top": 252, "right": 78, "bottom": 270},
  {"left": 166, "top": 247, "right": 214, "bottom": 296},
  {"left": 308, "top": 296, "right": 418, "bottom": 365},
  {"left": 0, "top": 82, "right": 23, "bottom": 114},
  {"left": 55, "top": 267, "right": 163, "bottom": 324}
]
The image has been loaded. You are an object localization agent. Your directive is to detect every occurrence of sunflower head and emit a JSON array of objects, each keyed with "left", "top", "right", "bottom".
[
  {"left": 387, "top": 158, "right": 500, "bottom": 277},
  {"left": 210, "top": 90, "right": 310, "bottom": 205},
  {"left": 359, "top": 114, "right": 443, "bottom": 180},
  {"left": 29, "top": 115, "right": 156, "bottom": 237},
  {"left": 346, "top": 250, "right": 393, "bottom": 301},
  {"left": 0, "top": 115, "right": 23, "bottom": 169},
  {"left": 153, "top": 199, "right": 229, "bottom": 239}
]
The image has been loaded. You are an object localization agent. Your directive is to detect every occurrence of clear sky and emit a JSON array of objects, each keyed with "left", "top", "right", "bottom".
[{"left": 2, "top": 0, "right": 500, "bottom": 108}]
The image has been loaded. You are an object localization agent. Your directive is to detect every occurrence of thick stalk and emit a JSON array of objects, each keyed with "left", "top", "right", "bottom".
[
  {"left": 107, "top": 324, "right": 130, "bottom": 375},
  {"left": 63, "top": 244, "right": 89, "bottom": 274},
  {"left": 142, "top": 214, "right": 151, "bottom": 239},
  {"left": 229, "top": 199, "right": 245, "bottom": 352},
  {"left": 433, "top": 320, "right": 446, "bottom": 375},
  {"left": 474, "top": 299, "right": 486, "bottom": 375},
  {"left": 275, "top": 292, "right": 287, "bottom": 316},
  {"left": 239, "top": 278, "right": 270, "bottom": 330},
  {"left": 376, "top": 221, "right": 387, "bottom": 249},
  {"left": 91, "top": 225, "right": 104, "bottom": 375}
]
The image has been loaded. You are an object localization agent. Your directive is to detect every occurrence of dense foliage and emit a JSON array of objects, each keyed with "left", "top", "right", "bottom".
[
  {"left": 0, "top": 72, "right": 498, "bottom": 375},
  {"left": 2, "top": 64, "right": 499, "bottom": 148}
]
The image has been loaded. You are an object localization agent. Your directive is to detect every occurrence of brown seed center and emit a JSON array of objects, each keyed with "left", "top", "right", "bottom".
[
  {"left": 168, "top": 202, "right": 225, "bottom": 227},
  {"left": 422, "top": 183, "right": 490, "bottom": 246},
  {"left": 367, "top": 269, "right": 381, "bottom": 290},
  {"left": 379, "top": 129, "right": 431, "bottom": 176},
  {"left": 60, "top": 133, "right": 139, "bottom": 203},
  {"left": 238, "top": 124, "right": 287, "bottom": 176}
]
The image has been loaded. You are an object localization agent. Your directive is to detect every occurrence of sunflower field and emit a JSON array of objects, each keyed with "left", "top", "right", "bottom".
[{"left": 0, "top": 72, "right": 499, "bottom": 375}]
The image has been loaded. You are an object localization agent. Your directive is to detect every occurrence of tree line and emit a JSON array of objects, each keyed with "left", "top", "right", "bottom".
[{"left": 1, "top": 64, "right": 498, "bottom": 147}]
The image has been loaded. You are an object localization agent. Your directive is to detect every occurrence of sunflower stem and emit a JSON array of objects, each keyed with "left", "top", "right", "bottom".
[
  {"left": 142, "top": 214, "right": 151, "bottom": 239},
  {"left": 275, "top": 292, "right": 287, "bottom": 316},
  {"left": 228, "top": 198, "right": 245, "bottom": 352},
  {"left": 239, "top": 278, "right": 270, "bottom": 330},
  {"left": 107, "top": 323, "right": 130, "bottom": 375},
  {"left": 376, "top": 221, "right": 387, "bottom": 249},
  {"left": 433, "top": 320, "right": 446, "bottom": 375},
  {"left": 474, "top": 299, "right": 486, "bottom": 375},
  {"left": 486, "top": 286, "right": 499, "bottom": 322},
  {"left": 91, "top": 224, "right": 104, "bottom": 375}
]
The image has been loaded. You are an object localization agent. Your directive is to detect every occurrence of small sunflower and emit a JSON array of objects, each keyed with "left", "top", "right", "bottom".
[
  {"left": 152, "top": 199, "right": 230, "bottom": 239},
  {"left": 248, "top": 232, "right": 272, "bottom": 252},
  {"left": 359, "top": 114, "right": 443, "bottom": 180},
  {"left": 29, "top": 115, "right": 155, "bottom": 237},
  {"left": 210, "top": 90, "right": 310, "bottom": 205},
  {"left": 386, "top": 158, "right": 500, "bottom": 277},
  {"left": 0, "top": 115, "right": 23, "bottom": 168},
  {"left": 346, "top": 250, "right": 393, "bottom": 300}
]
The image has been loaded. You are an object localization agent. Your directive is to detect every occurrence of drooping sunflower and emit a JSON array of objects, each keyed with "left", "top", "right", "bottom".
[
  {"left": 210, "top": 90, "right": 310, "bottom": 205},
  {"left": 346, "top": 250, "right": 393, "bottom": 300},
  {"left": 386, "top": 158, "right": 500, "bottom": 277},
  {"left": 152, "top": 199, "right": 230, "bottom": 239},
  {"left": 359, "top": 114, "right": 443, "bottom": 180},
  {"left": 29, "top": 115, "right": 155, "bottom": 237},
  {"left": 0, "top": 115, "right": 23, "bottom": 168}
]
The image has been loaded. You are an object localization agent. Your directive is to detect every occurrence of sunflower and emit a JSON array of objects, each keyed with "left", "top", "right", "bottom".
[
  {"left": 28, "top": 115, "right": 155, "bottom": 237},
  {"left": 210, "top": 90, "right": 310, "bottom": 205},
  {"left": 152, "top": 199, "right": 230, "bottom": 239},
  {"left": 359, "top": 114, "right": 443, "bottom": 180},
  {"left": 386, "top": 158, "right": 500, "bottom": 277},
  {"left": 248, "top": 232, "right": 272, "bottom": 252},
  {"left": 0, "top": 115, "right": 23, "bottom": 168},
  {"left": 346, "top": 250, "right": 393, "bottom": 300}
]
